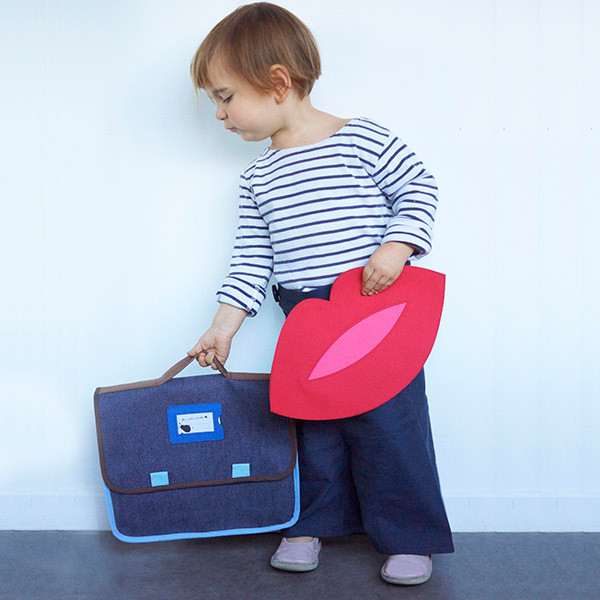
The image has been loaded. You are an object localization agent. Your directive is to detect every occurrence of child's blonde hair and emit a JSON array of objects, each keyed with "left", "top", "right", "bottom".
[{"left": 190, "top": 2, "right": 321, "bottom": 104}]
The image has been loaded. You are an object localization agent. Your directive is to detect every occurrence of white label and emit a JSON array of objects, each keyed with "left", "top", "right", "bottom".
[{"left": 176, "top": 412, "right": 215, "bottom": 434}]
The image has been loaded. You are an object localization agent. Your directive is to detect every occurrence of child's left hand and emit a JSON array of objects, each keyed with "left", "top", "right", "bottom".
[{"left": 361, "top": 241, "right": 415, "bottom": 295}]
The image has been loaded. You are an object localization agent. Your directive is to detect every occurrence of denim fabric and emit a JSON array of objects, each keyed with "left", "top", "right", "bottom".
[
  {"left": 97, "top": 376, "right": 297, "bottom": 538},
  {"left": 273, "top": 280, "right": 454, "bottom": 555}
]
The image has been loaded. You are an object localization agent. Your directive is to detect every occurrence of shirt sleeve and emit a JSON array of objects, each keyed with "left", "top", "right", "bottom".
[
  {"left": 371, "top": 129, "right": 439, "bottom": 259},
  {"left": 215, "top": 174, "right": 274, "bottom": 317}
]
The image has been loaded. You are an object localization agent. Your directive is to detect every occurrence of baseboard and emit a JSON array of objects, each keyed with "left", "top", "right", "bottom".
[
  {"left": 1, "top": 493, "right": 599, "bottom": 531},
  {"left": 0, "top": 493, "right": 108, "bottom": 531},
  {"left": 445, "top": 494, "right": 600, "bottom": 531}
]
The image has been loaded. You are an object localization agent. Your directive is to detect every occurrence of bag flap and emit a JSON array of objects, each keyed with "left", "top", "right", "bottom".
[{"left": 94, "top": 373, "right": 296, "bottom": 495}]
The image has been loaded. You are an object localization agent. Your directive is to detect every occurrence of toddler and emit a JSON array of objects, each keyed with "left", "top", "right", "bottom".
[{"left": 187, "top": 2, "right": 454, "bottom": 585}]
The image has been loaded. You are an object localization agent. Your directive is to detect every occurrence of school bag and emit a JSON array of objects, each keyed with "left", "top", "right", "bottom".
[{"left": 94, "top": 355, "right": 299, "bottom": 543}]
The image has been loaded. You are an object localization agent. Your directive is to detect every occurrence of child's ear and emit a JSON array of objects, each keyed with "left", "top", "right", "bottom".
[{"left": 268, "top": 64, "right": 293, "bottom": 102}]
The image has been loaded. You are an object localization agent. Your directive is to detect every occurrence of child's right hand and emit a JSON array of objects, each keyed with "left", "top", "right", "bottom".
[
  {"left": 187, "top": 327, "right": 233, "bottom": 370},
  {"left": 187, "top": 302, "right": 249, "bottom": 369}
]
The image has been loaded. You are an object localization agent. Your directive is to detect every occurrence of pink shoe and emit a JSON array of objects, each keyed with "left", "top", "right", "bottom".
[
  {"left": 270, "top": 537, "right": 322, "bottom": 572},
  {"left": 380, "top": 553, "right": 433, "bottom": 585}
]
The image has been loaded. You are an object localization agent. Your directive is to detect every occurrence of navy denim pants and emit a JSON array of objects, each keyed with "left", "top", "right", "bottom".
[{"left": 273, "top": 281, "right": 454, "bottom": 555}]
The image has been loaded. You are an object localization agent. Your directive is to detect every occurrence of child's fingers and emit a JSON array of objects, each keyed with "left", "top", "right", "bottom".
[
  {"left": 361, "top": 268, "right": 374, "bottom": 294},
  {"left": 362, "top": 272, "right": 386, "bottom": 295},
  {"left": 187, "top": 341, "right": 207, "bottom": 357},
  {"left": 205, "top": 349, "right": 221, "bottom": 369},
  {"left": 187, "top": 336, "right": 227, "bottom": 370},
  {"left": 193, "top": 351, "right": 207, "bottom": 367},
  {"left": 188, "top": 347, "right": 214, "bottom": 368}
]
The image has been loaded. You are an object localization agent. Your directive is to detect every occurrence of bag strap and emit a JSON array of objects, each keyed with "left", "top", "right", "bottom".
[
  {"left": 96, "top": 355, "right": 269, "bottom": 394},
  {"left": 194, "top": 355, "right": 270, "bottom": 381}
]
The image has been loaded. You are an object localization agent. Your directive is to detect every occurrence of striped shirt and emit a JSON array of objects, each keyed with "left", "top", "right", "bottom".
[{"left": 216, "top": 116, "right": 438, "bottom": 317}]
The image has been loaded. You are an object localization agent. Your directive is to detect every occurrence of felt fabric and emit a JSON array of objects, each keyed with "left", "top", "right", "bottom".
[
  {"left": 272, "top": 280, "right": 454, "bottom": 555},
  {"left": 270, "top": 266, "right": 445, "bottom": 420}
]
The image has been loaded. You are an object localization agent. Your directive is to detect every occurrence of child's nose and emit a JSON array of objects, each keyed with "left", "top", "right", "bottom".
[{"left": 215, "top": 105, "right": 226, "bottom": 120}]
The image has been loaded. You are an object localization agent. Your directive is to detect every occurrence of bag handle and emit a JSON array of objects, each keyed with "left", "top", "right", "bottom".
[
  {"left": 96, "top": 355, "right": 269, "bottom": 395},
  {"left": 165, "top": 355, "right": 270, "bottom": 382}
]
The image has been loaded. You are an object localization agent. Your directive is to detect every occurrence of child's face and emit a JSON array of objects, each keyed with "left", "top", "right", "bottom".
[{"left": 206, "top": 59, "right": 279, "bottom": 143}]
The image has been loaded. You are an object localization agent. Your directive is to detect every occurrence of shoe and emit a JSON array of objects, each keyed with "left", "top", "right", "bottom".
[
  {"left": 270, "top": 537, "right": 322, "bottom": 572},
  {"left": 380, "top": 553, "right": 433, "bottom": 585}
]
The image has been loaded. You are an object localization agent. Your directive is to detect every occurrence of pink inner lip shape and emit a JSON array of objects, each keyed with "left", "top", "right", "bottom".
[{"left": 308, "top": 303, "right": 407, "bottom": 381}]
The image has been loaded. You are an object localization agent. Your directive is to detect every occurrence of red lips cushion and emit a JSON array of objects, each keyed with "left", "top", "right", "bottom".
[{"left": 270, "top": 265, "right": 445, "bottom": 420}]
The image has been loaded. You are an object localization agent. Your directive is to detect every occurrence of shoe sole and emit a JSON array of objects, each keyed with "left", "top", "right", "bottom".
[
  {"left": 380, "top": 562, "right": 432, "bottom": 586},
  {"left": 270, "top": 540, "right": 322, "bottom": 572}
]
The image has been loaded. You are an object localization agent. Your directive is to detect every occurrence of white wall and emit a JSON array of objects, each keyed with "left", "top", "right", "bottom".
[{"left": 1, "top": 0, "right": 598, "bottom": 531}]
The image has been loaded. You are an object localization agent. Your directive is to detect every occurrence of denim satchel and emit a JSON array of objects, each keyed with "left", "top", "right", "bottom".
[{"left": 94, "top": 356, "right": 299, "bottom": 543}]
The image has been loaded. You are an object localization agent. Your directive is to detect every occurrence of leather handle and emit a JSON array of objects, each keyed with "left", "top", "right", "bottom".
[
  {"left": 97, "top": 354, "right": 269, "bottom": 394},
  {"left": 180, "top": 355, "right": 270, "bottom": 381},
  {"left": 209, "top": 356, "right": 270, "bottom": 380},
  {"left": 161, "top": 355, "right": 228, "bottom": 380}
]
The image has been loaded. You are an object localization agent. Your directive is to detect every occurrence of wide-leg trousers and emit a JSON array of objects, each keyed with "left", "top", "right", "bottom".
[{"left": 273, "top": 280, "right": 455, "bottom": 555}]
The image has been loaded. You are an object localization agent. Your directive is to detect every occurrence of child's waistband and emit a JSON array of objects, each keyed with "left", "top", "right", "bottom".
[
  {"left": 271, "top": 262, "right": 412, "bottom": 304},
  {"left": 271, "top": 282, "right": 333, "bottom": 304}
]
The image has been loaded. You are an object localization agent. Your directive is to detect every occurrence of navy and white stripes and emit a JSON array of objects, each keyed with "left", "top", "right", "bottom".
[{"left": 216, "top": 117, "right": 438, "bottom": 317}]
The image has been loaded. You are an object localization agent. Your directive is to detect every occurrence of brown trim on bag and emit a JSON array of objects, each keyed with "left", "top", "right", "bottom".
[
  {"left": 96, "top": 356, "right": 269, "bottom": 394},
  {"left": 94, "top": 356, "right": 297, "bottom": 495}
]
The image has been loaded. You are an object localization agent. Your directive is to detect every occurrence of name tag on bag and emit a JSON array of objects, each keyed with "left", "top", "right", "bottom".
[{"left": 167, "top": 403, "right": 224, "bottom": 444}]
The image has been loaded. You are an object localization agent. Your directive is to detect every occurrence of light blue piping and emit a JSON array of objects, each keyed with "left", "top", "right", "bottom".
[{"left": 103, "top": 457, "right": 300, "bottom": 544}]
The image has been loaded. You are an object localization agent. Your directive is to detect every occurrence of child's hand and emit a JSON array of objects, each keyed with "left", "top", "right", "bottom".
[
  {"left": 361, "top": 241, "right": 415, "bottom": 295},
  {"left": 188, "top": 303, "right": 248, "bottom": 369},
  {"left": 187, "top": 326, "right": 233, "bottom": 370}
]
